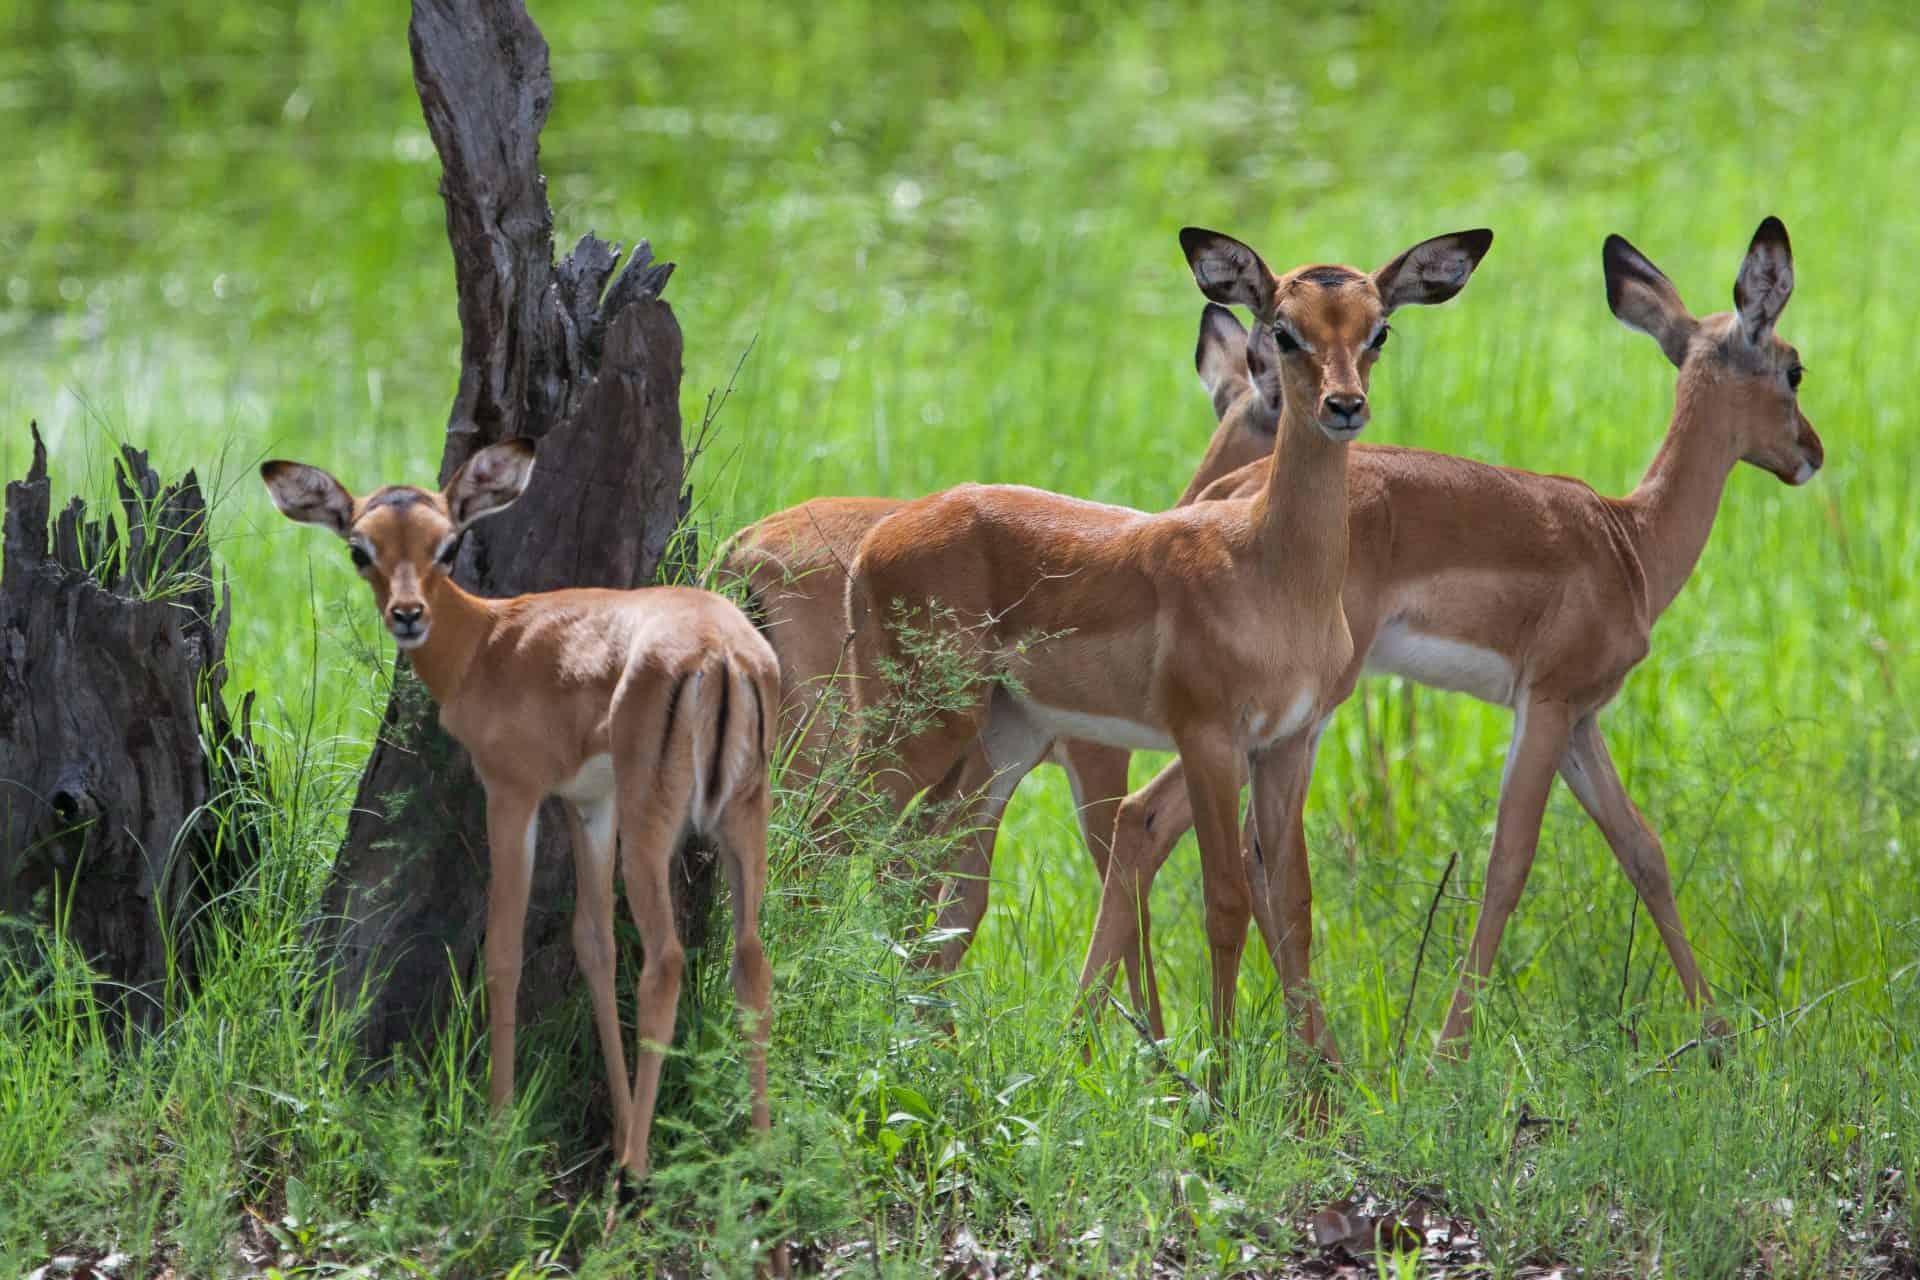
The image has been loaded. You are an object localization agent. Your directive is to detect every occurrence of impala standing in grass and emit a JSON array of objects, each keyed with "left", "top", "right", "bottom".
[
  {"left": 263, "top": 441, "right": 779, "bottom": 1183},
  {"left": 1081, "top": 218, "right": 1821, "bottom": 1057},
  {"left": 835, "top": 226, "right": 1494, "bottom": 1041}
]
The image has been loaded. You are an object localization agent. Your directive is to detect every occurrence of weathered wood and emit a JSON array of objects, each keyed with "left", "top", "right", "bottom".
[
  {"left": 0, "top": 425, "right": 257, "bottom": 1009},
  {"left": 319, "top": 0, "right": 699, "bottom": 1059}
]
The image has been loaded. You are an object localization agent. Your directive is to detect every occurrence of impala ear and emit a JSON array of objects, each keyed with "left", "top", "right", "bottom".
[
  {"left": 1603, "top": 233, "right": 1698, "bottom": 368},
  {"left": 1733, "top": 215, "right": 1793, "bottom": 346},
  {"left": 1195, "top": 303, "right": 1253, "bottom": 420},
  {"left": 1373, "top": 228, "right": 1494, "bottom": 313},
  {"left": 1180, "top": 227, "right": 1277, "bottom": 320},
  {"left": 1243, "top": 320, "right": 1284, "bottom": 413},
  {"left": 444, "top": 438, "right": 537, "bottom": 529},
  {"left": 261, "top": 460, "right": 356, "bottom": 537}
]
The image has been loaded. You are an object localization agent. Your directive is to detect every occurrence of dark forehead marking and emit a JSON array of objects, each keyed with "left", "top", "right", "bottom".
[
  {"left": 350, "top": 486, "right": 442, "bottom": 530},
  {"left": 1297, "top": 265, "right": 1364, "bottom": 288}
]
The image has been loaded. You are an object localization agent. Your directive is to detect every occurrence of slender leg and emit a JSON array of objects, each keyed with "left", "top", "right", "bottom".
[
  {"left": 1077, "top": 758, "right": 1196, "bottom": 1039},
  {"left": 1057, "top": 740, "right": 1159, "bottom": 1031},
  {"left": 481, "top": 783, "right": 542, "bottom": 1114},
  {"left": 1558, "top": 715, "right": 1728, "bottom": 1038},
  {"left": 925, "top": 713, "right": 1051, "bottom": 970},
  {"left": 562, "top": 796, "right": 632, "bottom": 1152},
  {"left": 1247, "top": 732, "right": 1339, "bottom": 1060},
  {"left": 1438, "top": 697, "right": 1574, "bottom": 1053},
  {"left": 715, "top": 789, "right": 775, "bottom": 1140},
  {"left": 613, "top": 782, "right": 695, "bottom": 1179},
  {"left": 1177, "top": 730, "right": 1255, "bottom": 1044}
]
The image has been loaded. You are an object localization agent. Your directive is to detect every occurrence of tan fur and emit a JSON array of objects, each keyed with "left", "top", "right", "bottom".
[
  {"left": 1088, "top": 221, "right": 1822, "bottom": 1058},
  {"left": 263, "top": 445, "right": 780, "bottom": 1188},
  {"left": 835, "top": 229, "right": 1492, "bottom": 1042}
]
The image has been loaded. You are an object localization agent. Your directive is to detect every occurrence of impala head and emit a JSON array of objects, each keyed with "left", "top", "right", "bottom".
[
  {"left": 1605, "top": 216, "right": 1823, "bottom": 485},
  {"left": 1179, "top": 225, "right": 1493, "bottom": 440},
  {"left": 260, "top": 439, "right": 537, "bottom": 649}
]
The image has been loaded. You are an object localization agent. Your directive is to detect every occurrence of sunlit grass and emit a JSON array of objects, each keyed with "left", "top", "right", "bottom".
[{"left": 3, "top": 0, "right": 1918, "bottom": 1274}]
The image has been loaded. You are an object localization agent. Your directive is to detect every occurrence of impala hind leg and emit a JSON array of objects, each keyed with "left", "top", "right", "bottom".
[
  {"left": 1247, "top": 733, "right": 1339, "bottom": 1061},
  {"left": 1058, "top": 740, "right": 1162, "bottom": 1035},
  {"left": 1438, "top": 698, "right": 1574, "bottom": 1055},
  {"left": 481, "top": 782, "right": 543, "bottom": 1115},
  {"left": 1558, "top": 715, "right": 1728, "bottom": 1040},
  {"left": 612, "top": 782, "right": 695, "bottom": 1179},
  {"left": 713, "top": 789, "right": 775, "bottom": 1141},
  {"left": 562, "top": 797, "right": 633, "bottom": 1151},
  {"left": 1078, "top": 758, "right": 1198, "bottom": 1040}
]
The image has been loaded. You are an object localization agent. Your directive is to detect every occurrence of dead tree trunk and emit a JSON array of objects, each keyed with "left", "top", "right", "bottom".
[
  {"left": 0, "top": 426, "right": 258, "bottom": 1013},
  {"left": 319, "top": 0, "right": 704, "bottom": 1059}
]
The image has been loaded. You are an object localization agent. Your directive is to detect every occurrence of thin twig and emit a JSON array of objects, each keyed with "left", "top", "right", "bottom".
[
  {"left": 1395, "top": 849, "right": 1458, "bottom": 1060},
  {"left": 1107, "top": 993, "right": 1213, "bottom": 1106},
  {"left": 1638, "top": 959, "right": 1920, "bottom": 1076}
]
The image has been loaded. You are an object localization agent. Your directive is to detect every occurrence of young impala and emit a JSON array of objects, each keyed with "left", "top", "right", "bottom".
[
  {"left": 712, "top": 302, "right": 1288, "bottom": 1012},
  {"left": 836, "top": 225, "right": 1493, "bottom": 1040},
  {"left": 1082, "top": 218, "right": 1821, "bottom": 1057},
  {"left": 262, "top": 440, "right": 779, "bottom": 1180}
]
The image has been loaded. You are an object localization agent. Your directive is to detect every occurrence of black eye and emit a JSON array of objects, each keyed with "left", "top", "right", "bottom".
[
  {"left": 436, "top": 533, "right": 464, "bottom": 567},
  {"left": 1787, "top": 365, "right": 1804, "bottom": 390},
  {"left": 1369, "top": 324, "right": 1391, "bottom": 351},
  {"left": 1273, "top": 323, "right": 1301, "bottom": 353},
  {"left": 349, "top": 545, "right": 371, "bottom": 570}
]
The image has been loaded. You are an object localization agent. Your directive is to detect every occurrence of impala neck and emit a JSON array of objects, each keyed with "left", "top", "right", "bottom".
[
  {"left": 1249, "top": 403, "right": 1350, "bottom": 599},
  {"left": 1624, "top": 377, "right": 1742, "bottom": 619},
  {"left": 402, "top": 579, "right": 498, "bottom": 707}
]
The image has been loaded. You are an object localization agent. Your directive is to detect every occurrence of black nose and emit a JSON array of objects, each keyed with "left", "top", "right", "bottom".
[
  {"left": 1322, "top": 392, "right": 1366, "bottom": 420},
  {"left": 390, "top": 604, "right": 424, "bottom": 626}
]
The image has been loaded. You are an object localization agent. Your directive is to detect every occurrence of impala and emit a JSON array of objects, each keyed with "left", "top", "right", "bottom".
[
  {"left": 837, "top": 226, "right": 1493, "bottom": 1039},
  {"left": 712, "top": 301, "right": 1286, "bottom": 1010},
  {"left": 262, "top": 441, "right": 779, "bottom": 1179},
  {"left": 1081, "top": 217, "right": 1820, "bottom": 1057}
]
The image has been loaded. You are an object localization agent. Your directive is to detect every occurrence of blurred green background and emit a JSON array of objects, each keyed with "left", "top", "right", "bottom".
[{"left": 3, "top": 1, "right": 1918, "bottom": 1271}]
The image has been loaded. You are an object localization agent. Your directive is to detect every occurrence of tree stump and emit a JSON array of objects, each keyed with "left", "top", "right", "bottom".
[
  {"left": 0, "top": 425, "right": 257, "bottom": 1013},
  {"left": 319, "top": 0, "right": 704, "bottom": 1060}
]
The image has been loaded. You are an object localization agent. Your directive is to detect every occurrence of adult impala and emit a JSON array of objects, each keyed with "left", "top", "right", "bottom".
[
  {"left": 1082, "top": 217, "right": 1821, "bottom": 1057},
  {"left": 838, "top": 225, "right": 1493, "bottom": 1039},
  {"left": 712, "top": 303, "right": 1287, "bottom": 1008},
  {"left": 263, "top": 441, "right": 778, "bottom": 1180}
]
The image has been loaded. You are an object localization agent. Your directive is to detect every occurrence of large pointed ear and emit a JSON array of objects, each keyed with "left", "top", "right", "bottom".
[
  {"left": 444, "top": 438, "right": 537, "bottom": 529},
  {"left": 1372, "top": 228, "right": 1493, "bottom": 314},
  {"left": 1195, "top": 303, "right": 1253, "bottom": 419},
  {"left": 1180, "top": 227, "right": 1277, "bottom": 320},
  {"left": 1733, "top": 215, "right": 1793, "bottom": 346},
  {"left": 1603, "top": 233, "right": 1698, "bottom": 368},
  {"left": 261, "top": 461, "right": 356, "bottom": 537}
]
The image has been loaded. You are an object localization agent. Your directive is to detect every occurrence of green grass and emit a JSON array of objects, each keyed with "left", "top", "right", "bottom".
[{"left": 4, "top": 0, "right": 1919, "bottom": 1274}]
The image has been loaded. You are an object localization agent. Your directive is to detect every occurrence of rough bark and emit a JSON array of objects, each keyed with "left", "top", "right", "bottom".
[
  {"left": 318, "top": 0, "right": 701, "bottom": 1059},
  {"left": 0, "top": 425, "right": 258, "bottom": 1011}
]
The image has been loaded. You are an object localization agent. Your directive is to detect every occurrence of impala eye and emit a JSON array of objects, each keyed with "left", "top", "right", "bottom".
[
  {"left": 1787, "top": 364, "right": 1804, "bottom": 390},
  {"left": 436, "top": 533, "right": 464, "bottom": 567},
  {"left": 349, "top": 545, "right": 372, "bottom": 570},
  {"left": 1369, "top": 324, "right": 1391, "bottom": 351},
  {"left": 1273, "top": 323, "right": 1302, "bottom": 353}
]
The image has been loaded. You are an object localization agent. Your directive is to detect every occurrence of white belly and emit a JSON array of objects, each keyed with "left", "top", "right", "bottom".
[
  {"left": 1023, "top": 702, "right": 1176, "bottom": 752},
  {"left": 1365, "top": 620, "right": 1517, "bottom": 706},
  {"left": 553, "top": 752, "right": 618, "bottom": 805},
  {"left": 1246, "top": 689, "right": 1316, "bottom": 746}
]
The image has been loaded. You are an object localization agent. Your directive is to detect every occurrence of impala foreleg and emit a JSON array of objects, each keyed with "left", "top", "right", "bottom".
[
  {"left": 482, "top": 784, "right": 543, "bottom": 1114},
  {"left": 1247, "top": 735, "right": 1339, "bottom": 1062},
  {"left": 1438, "top": 698, "right": 1573, "bottom": 1054},
  {"left": 1558, "top": 716, "right": 1728, "bottom": 1039}
]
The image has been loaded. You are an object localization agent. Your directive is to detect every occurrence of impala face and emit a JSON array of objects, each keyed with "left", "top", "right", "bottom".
[
  {"left": 1180, "top": 225, "right": 1494, "bottom": 441},
  {"left": 1604, "top": 216, "right": 1823, "bottom": 486},
  {"left": 261, "top": 439, "right": 538, "bottom": 650}
]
